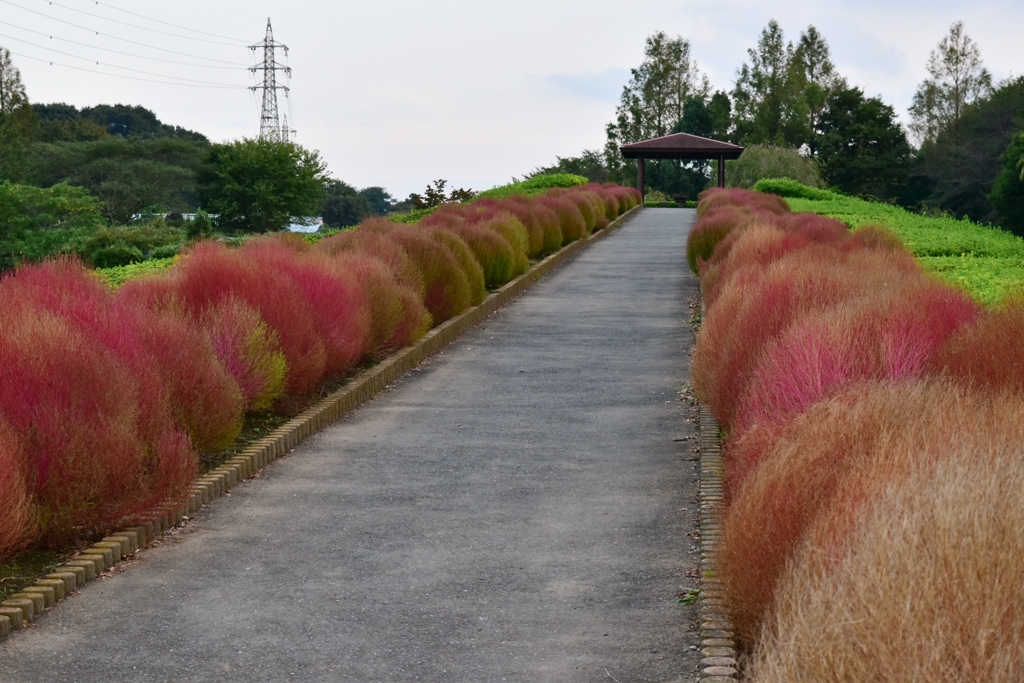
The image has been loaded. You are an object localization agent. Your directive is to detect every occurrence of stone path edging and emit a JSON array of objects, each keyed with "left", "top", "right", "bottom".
[
  {"left": 0, "top": 204, "right": 642, "bottom": 640},
  {"left": 697, "top": 296, "right": 740, "bottom": 681}
]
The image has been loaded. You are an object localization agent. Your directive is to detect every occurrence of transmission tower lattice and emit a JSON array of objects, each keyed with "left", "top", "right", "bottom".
[{"left": 249, "top": 18, "right": 290, "bottom": 141}]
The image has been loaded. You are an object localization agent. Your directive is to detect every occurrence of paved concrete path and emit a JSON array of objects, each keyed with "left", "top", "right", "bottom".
[{"left": 1, "top": 209, "right": 703, "bottom": 683}]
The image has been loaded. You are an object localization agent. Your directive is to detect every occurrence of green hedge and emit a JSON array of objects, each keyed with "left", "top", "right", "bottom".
[
  {"left": 756, "top": 180, "right": 1024, "bottom": 306},
  {"left": 473, "top": 173, "right": 588, "bottom": 201}
]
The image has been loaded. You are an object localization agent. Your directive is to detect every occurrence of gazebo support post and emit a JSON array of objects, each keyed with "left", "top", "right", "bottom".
[
  {"left": 717, "top": 154, "right": 725, "bottom": 188},
  {"left": 637, "top": 157, "right": 645, "bottom": 201}
]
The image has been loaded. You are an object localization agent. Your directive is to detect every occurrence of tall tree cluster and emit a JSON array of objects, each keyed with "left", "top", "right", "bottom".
[
  {"left": 602, "top": 21, "right": 913, "bottom": 201},
  {"left": 604, "top": 32, "right": 715, "bottom": 197}
]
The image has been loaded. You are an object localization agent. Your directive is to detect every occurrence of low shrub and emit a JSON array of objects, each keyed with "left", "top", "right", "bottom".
[
  {"left": 936, "top": 297, "right": 1024, "bottom": 392},
  {"left": 753, "top": 178, "right": 837, "bottom": 201},
  {"left": 472, "top": 172, "right": 588, "bottom": 201},
  {"left": 719, "top": 381, "right": 974, "bottom": 645},
  {"left": 173, "top": 241, "right": 329, "bottom": 398},
  {"left": 200, "top": 296, "right": 288, "bottom": 411},
  {"left": 422, "top": 215, "right": 518, "bottom": 288},
  {"left": 0, "top": 420, "right": 34, "bottom": 558},
  {"left": 749, "top": 389, "right": 1024, "bottom": 682},
  {"left": 359, "top": 218, "right": 474, "bottom": 324},
  {"left": 537, "top": 196, "right": 587, "bottom": 243}
]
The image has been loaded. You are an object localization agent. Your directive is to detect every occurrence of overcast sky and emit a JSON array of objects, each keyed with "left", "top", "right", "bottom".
[{"left": 2, "top": 0, "right": 1019, "bottom": 198}]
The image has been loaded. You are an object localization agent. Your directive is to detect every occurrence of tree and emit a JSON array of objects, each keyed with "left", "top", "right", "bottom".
[
  {"left": 708, "top": 91, "right": 732, "bottom": 141},
  {"left": 321, "top": 179, "right": 371, "bottom": 228},
  {"left": 0, "top": 46, "right": 26, "bottom": 115},
  {"left": 530, "top": 150, "right": 609, "bottom": 183},
  {"left": 989, "top": 132, "right": 1024, "bottom": 235},
  {"left": 732, "top": 20, "right": 799, "bottom": 145},
  {"left": 0, "top": 47, "right": 34, "bottom": 181},
  {"left": 408, "top": 179, "right": 475, "bottom": 209},
  {"left": 604, "top": 32, "right": 710, "bottom": 183},
  {"left": 908, "top": 76, "right": 1024, "bottom": 220},
  {"left": 358, "top": 186, "right": 395, "bottom": 215},
  {"left": 909, "top": 21, "right": 993, "bottom": 146},
  {"left": 725, "top": 144, "right": 825, "bottom": 189},
  {"left": 816, "top": 86, "right": 912, "bottom": 200},
  {"left": 23, "top": 137, "right": 208, "bottom": 223},
  {"left": 790, "top": 26, "right": 846, "bottom": 153},
  {"left": 197, "top": 138, "right": 328, "bottom": 233},
  {"left": 732, "top": 23, "right": 846, "bottom": 150}
]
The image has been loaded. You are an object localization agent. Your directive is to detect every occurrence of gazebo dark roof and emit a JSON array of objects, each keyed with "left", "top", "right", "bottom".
[{"left": 620, "top": 132, "right": 744, "bottom": 160}]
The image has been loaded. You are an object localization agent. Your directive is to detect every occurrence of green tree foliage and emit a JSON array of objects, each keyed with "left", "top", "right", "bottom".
[
  {"left": 359, "top": 186, "right": 395, "bottom": 215},
  {"left": 725, "top": 144, "right": 824, "bottom": 189},
  {"left": 989, "top": 132, "right": 1024, "bottom": 235},
  {"left": 32, "top": 102, "right": 207, "bottom": 142},
  {"left": 816, "top": 86, "right": 913, "bottom": 200},
  {"left": 732, "top": 21, "right": 844, "bottom": 149},
  {"left": 408, "top": 179, "right": 476, "bottom": 209},
  {"left": 23, "top": 137, "right": 208, "bottom": 223},
  {"left": 709, "top": 91, "right": 733, "bottom": 140},
  {"left": 530, "top": 150, "right": 609, "bottom": 183},
  {"left": 910, "top": 76, "right": 1024, "bottom": 222},
  {"left": 605, "top": 31, "right": 710, "bottom": 183},
  {"left": 790, "top": 26, "right": 846, "bottom": 153},
  {"left": 321, "top": 179, "right": 372, "bottom": 227},
  {"left": 197, "top": 138, "right": 328, "bottom": 234},
  {"left": 0, "top": 46, "right": 27, "bottom": 115},
  {"left": 909, "top": 21, "right": 993, "bottom": 146},
  {"left": 732, "top": 20, "right": 800, "bottom": 145},
  {"left": 0, "top": 181, "right": 106, "bottom": 270},
  {"left": 0, "top": 47, "right": 35, "bottom": 181}
]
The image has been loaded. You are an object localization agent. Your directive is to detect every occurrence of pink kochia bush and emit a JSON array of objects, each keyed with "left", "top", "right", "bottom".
[
  {"left": 0, "top": 183, "right": 638, "bottom": 556},
  {"left": 691, "top": 187, "right": 1024, "bottom": 679}
]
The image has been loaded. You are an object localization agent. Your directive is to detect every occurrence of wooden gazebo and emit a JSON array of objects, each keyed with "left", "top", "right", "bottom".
[{"left": 620, "top": 133, "right": 744, "bottom": 198}]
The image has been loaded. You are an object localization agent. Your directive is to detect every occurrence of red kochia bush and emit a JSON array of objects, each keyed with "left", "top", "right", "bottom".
[
  {"left": 424, "top": 227, "right": 486, "bottom": 305},
  {"left": 173, "top": 241, "right": 328, "bottom": 397},
  {"left": 240, "top": 237, "right": 373, "bottom": 379},
  {"left": 359, "top": 218, "right": 473, "bottom": 324},
  {"left": 556, "top": 189, "right": 598, "bottom": 232},
  {"left": 697, "top": 187, "right": 789, "bottom": 217},
  {"left": 537, "top": 196, "right": 588, "bottom": 243},
  {"left": 330, "top": 253, "right": 430, "bottom": 353},
  {"left": 316, "top": 230, "right": 425, "bottom": 296},
  {"left": 500, "top": 197, "right": 563, "bottom": 255},
  {"left": 200, "top": 297, "right": 287, "bottom": 411},
  {"left": 0, "top": 261, "right": 197, "bottom": 544},
  {"left": 0, "top": 420, "right": 34, "bottom": 557},
  {"left": 733, "top": 280, "right": 979, "bottom": 436},
  {"left": 936, "top": 297, "right": 1024, "bottom": 393},
  {"left": 421, "top": 214, "right": 519, "bottom": 288}
]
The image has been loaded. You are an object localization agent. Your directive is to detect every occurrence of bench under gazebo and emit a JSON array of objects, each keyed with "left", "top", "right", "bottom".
[{"left": 620, "top": 133, "right": 744, "bottom": 199}]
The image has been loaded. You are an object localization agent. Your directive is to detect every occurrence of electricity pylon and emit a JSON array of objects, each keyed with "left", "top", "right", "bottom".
[{"left": 249, "top": 18, "right": 290, "bottom": 140}]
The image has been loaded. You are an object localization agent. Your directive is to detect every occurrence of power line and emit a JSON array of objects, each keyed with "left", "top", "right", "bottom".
[
  {"left": 0, "top": 0, "right": 250, "bottom": 65},
  {"left": 0, "top": 32, "right": 248, "bottom": 86},
  {"left": 0, "top": 19, "right": 245, "bottom": 68},
  {"left": 9, "top": 49, "right": 248, "bottom": 88},
  {"left": 88, "top": 0, "right": 249, "bottom": 44},
  {"left": 34, "top": 0, "right": 248, "bottom": 46}
]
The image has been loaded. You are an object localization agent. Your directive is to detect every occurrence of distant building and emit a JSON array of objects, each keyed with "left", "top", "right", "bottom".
[{"left": 286, "top": 217, "right": 324, "bottom": 234}]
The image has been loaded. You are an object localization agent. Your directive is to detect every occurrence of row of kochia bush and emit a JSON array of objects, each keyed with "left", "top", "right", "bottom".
[
  {"left": 688, "top": 188, "right": 1024, "bottom": 682},
  {"left": 0, "top": 183, "right": 641, "bottom": 559}
]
